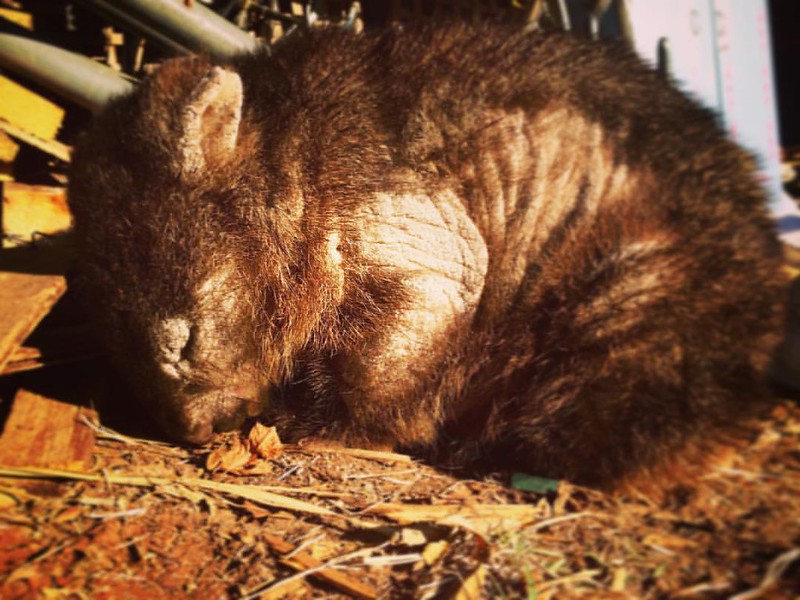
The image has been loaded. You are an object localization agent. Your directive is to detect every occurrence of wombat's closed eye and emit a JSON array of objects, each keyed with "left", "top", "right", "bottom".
[{"left": 68, "top": 22, "right": 786, "bottom": 492}]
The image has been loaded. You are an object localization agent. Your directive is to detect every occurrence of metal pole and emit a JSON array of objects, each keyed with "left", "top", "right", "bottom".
[
  {"left": 75, "top": 0, "right": 261, "bottom": 61},
  {"left": 0, "top": 31, "right": 134, "bottom": 112}
]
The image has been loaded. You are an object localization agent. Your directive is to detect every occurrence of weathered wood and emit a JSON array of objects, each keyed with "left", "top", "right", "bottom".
[
  {"left": 0, "top": 119, "right": 71, "bottom": 163},
  {"left": 1, "top": 182, "right": 71, "bottom": 247},
  {"left": 0, "top": 75, "right": 64, "bottom": 142},
  {"left": 0, "top": 271, "right": 66, "bottom": 373},
  {"left": 0, "top": 390, "right": 97, "bottom": 471},
  {"left": 0, "top": 129, "right": 19, "bottom": 168},
  {"left": 0, "top": 8, "right": 33, "bottom": 30}
]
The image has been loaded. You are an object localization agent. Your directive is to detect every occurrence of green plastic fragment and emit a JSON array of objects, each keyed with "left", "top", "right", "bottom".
[{"left": 510, "top": 473, "right": 559, "bottom": 493}]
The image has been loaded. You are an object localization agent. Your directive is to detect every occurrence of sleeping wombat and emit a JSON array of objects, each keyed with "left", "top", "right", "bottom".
[{"left": 68, "top": 23, "right": 786, "bottom": 490}]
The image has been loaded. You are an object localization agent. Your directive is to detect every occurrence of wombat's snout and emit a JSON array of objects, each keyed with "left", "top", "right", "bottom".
[
  {"left": 169, "top": 389, "right": 260, "bottom": 446},
  {"left": 149, "top": 316, "right": 264, "bottom": 445},
  {"left": 156, "top": 317, "right": 193, "bottom": 378}
]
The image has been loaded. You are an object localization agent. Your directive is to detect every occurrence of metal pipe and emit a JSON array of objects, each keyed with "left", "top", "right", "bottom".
[
  {"left": 0, "top": 31, "right": 134, "bottom": 112},
  {"left": 76, "top": 0, "right": 260, "bottom": 61}
]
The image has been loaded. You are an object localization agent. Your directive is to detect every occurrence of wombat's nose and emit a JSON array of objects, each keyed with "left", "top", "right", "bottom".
[
  {"left": 157, "top": 317, "right": 192, "bottom": 363},
  {"left": 175, "top": 400, "right": 250, "bottom": 446},
  {"left": 155, "top": 317, "right": 195, "bottom": 380}
]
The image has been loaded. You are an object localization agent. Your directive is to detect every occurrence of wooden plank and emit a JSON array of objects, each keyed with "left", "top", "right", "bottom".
[
  {"left": 2, "top": 182, "right": 71, "bottom": 247},
  {"left": 0, "top": 9, "right": 34, "bottom": 30},
  {"left": 0, "top": 272, "right": 66, "bottom": 373},
  {"left": 0, "top": 390, "right": 96, "bottom": 471},
  {"left": 0, "top": 129, "right": 19, "bottom": 164},
  {"left": 0, "top": 76, "right": 64, "bottom": 142},
  {"left": 0, "top": 118, "right": 71, "bottom": 163}
]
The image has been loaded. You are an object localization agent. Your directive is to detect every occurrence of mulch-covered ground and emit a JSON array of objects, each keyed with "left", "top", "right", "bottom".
[{"left": 0, "top": 369, "right": 797, "bottom": 599}]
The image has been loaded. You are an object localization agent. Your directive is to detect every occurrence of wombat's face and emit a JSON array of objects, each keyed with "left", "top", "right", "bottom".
[{"left": 69, "top": 58, "right": 310, "bottom": 444}]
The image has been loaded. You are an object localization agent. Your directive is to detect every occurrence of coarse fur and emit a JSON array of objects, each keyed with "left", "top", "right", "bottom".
[{"left": 68, "top": 22, "right": 786, "bottom": 491}]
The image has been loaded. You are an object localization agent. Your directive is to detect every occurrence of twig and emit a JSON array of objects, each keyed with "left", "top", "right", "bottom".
[
  {"left": 536, "top": 569, "right": 603, "bottom": 594},
  {"left": 80, "top": 416, "right": 187, "bottom": 454},
  {"left": 87, "top": 507, "right": 148, "bottom": 520},
  {"left": 292, "top": 443, "right": 413, "bottom": 464},
  {"left": 524, "top": 512, "right": 607, "bottom": 533}
]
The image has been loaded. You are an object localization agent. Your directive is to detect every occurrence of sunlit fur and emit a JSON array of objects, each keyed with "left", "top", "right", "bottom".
[{"left": 68, "top": 22, "right": 786, "bottom": 491}]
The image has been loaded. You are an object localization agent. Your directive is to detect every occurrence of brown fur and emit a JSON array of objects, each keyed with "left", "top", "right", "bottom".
[{"left": 68, "top": 23, "right": 786, "bottom": 491}]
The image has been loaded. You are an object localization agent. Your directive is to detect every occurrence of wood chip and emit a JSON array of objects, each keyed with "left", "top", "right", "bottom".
[
  {"left": 262, "top": 533, "right": 379, "bottom": 600},
  {"left": 0, "top": 390, "right": 97, "bottom": 471},
  {"left": 420, "top": 540, "right": 449, "bottom": 567},
  {"left": 454, "top": 564, "right": 487, "bottom": 600},
  {"left": 0, "top": 271, "right": 66, "bottom": 373}
]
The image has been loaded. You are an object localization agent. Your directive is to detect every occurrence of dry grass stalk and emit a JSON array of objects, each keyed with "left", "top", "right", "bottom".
[
  {"left": 0, "top": 465, "right": 337, "bottom": 516},
  {"left": 294, "top": 442, "right": 413, "bottom": 463}
]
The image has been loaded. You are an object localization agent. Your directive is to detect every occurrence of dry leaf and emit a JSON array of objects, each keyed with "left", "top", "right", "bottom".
[
  {"left": 206, "top": 438, "right": 252, "bottom": 472},
  {"left": 247, "top": 423, "right": 283, "bottom": 459}
]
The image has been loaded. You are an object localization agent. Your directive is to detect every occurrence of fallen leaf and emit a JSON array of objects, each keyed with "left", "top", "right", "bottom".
[
  {"left": 206, "top": 438, "right": 252, "bottom": 472},
  {"left": 247, "top": 423, "right": 283, "bottom": 459}
]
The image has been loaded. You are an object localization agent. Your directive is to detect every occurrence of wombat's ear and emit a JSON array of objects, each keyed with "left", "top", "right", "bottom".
[{"left": 178, "top": 66, "right": 243, "bottom": 175}]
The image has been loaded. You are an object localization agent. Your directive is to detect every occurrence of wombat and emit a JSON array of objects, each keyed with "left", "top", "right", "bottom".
[{"left": 68, "top": 22, "right": 786, "bottom": 490}]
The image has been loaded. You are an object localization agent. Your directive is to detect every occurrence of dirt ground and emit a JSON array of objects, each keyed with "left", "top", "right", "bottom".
[{"left": 0, "top": 361, "right": 798, "bottom": 599}]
